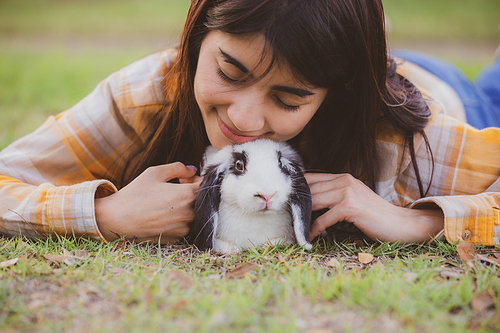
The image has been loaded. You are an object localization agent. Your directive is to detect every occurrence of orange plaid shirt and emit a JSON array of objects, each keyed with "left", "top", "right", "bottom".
[{"left": 0, "top": 50, "right": 498, "bottom": 245}]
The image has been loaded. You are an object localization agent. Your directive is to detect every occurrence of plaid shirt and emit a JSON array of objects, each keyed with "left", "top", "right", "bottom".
[{"left": 0, "top": 50, "right": 498, "bottom": 245}]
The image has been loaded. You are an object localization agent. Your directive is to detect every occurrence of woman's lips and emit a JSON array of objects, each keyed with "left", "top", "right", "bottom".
[{"left": 217, "top": 114, "right": 260, "bottom": 144}]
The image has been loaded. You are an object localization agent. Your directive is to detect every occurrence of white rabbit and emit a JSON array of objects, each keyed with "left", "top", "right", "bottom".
[{"left": 191, "top": 139, "right": 312, "bottom": 254}]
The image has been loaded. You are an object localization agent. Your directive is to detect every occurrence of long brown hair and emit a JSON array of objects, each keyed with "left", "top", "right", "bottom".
[{"left": 123, "top": 0, "right": 432, "bottom": 195}]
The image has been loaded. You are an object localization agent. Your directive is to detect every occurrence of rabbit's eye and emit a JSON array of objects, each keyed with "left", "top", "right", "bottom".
[{"left": 235, "top": 159, "right": 245, "bottom": 172}]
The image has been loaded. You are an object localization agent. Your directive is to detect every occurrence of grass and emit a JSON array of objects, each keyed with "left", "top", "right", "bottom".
[
  {"left": 1, "top": 236, "right": 499, "bottom": 332},
  {"left": 0, "top": 0, "right": 190, "bottom": 36},
  {"left": 0, "top": 1, "right": 499, "bottom": 331},
  {"left": 383, "top": 0, "right": 500, "bottom": 42}
]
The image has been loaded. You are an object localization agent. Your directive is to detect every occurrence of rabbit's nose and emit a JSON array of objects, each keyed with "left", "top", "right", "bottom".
[
  {"left": 254, "top": 192, "right": 275, "bottom": 202},
  {"left": 255, "top": 192, "right": 276, "bottom": 210}
]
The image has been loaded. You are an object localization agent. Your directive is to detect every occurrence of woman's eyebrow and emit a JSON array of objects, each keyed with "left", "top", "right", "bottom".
[
  {"left": 272, "top": 85, "right": 315, "bottom": 98},
  {"left": 219, "top": 48, "right": 249, "bottom": 74},
  {"left": 219, "top": 48, "right": 314, "bottom": 98}
]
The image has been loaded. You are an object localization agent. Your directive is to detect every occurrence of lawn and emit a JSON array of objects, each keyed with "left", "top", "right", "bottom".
[{"left": 1, "top": 1, "right": 499, "bottom": 332}]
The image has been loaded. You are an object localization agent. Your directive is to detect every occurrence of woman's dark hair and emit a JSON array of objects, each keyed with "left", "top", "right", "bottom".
[{"left": 123, "top": 0, "right": 433, "bottom": 197}]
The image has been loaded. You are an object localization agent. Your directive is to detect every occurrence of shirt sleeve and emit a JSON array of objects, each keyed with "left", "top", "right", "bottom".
[
  {"left": 0, "top": 49, "right": 177, "bottom": 241},
  {"left": 386, "top": 112, "right": 500, "bottom": 246},
  {"left": 375, "top": 62, "right": 500, "bottom": 246},
  {"left": 407, "top": 118, "right": 500, "bottom": 246}
]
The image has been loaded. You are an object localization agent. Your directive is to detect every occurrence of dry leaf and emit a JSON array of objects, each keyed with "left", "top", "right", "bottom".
[
  {"left": 403, "top": 272, "right": 418, "bottom": 283},
  {"left": 63, "top": 258, "right": 75, "bottom": 266},
  {"left": 277, "top": 254, "right": 285, "bottom": 263},
  {"left": 0, "top": 258, "right": 19, "bottom": 268},
  {"left": 358, "top": 252, "right": 374, "bottom": 264},
  {"left": 167, "top": 270, "right": 194, "bottom": 289},
  {"left": 457, "top": 242, "right": 475, "bottom": 261},
  {"left": 440, "top": 270, "right": 463, "bottom": 279},
  {"left": 63, "top": 248, "right": 72, "bottom": 257},
  {"left": 215, "top": 257, "right": 223, "bottom": 268},
  {"left": 471, "top": 292, "right": 495, "bottom": 312},
  {"left": 226, "top": 262, "right": 258, "bottom": 279},
  {"left": 173, "top": 299, "right": 187, "bottom": 311},
  {"left": 354, "top": 240, "right": 365, "bottom": 247},
  {"left": 43, "top": 254, "right": 68, "bottom": 265},
  {"left": 492, "top": 252, "right": 500, "bottom": 260},
  {"left": 74, "top": 250, "right": 91, "bottom": 259},
  {"left": 476, "top": 254, "right": 500, "bottom": 267},
  {"left": 486, "top": 256, "right": 500, "bottom": 264},
  {"left": 326, "top": 258, "right": 340, "bottom": 268},
  {"left": 111, "top": 267, "right": 130, "bottom": 275}
]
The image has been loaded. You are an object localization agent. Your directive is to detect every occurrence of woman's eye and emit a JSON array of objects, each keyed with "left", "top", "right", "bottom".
[
  {"left": 272, "top": 95, "right": 300, "bottom": 112},
  {"left": 235, "top": 159, "right": 245, "bottom": 172},
  {"left": 217, "top": 68, "right": 239, "bottom": 83}
]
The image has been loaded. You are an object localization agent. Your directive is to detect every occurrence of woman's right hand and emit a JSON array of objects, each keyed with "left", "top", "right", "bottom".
[{"left": 95, "top": 162, "right": 202, "bottom": 244}]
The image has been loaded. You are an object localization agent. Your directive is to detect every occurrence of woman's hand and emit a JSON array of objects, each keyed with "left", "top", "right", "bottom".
[
  {"left": 305, "top": 173, "right": 444, "bottom": 243},
  {"left": 95, "top": 162, "right": 202, "bottom": 244}
]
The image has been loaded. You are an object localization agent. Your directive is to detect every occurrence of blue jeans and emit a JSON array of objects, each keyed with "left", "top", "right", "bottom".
[{"left": 391, "top": 50, "right": 500, "bottom": 129}]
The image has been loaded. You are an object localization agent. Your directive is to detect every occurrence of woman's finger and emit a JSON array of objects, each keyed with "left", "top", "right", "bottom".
[
  {"left": 308, "top": 207, "right": 347, "bottom": 241},
  {"left": 144, "top": 162, "right": 198, "bottom": 182},
  {"left": 179, "top": 175, "right": 203, "bottom": 184},
  {"left": 305, "top": 172, "right": 342, "bottom": 184}
]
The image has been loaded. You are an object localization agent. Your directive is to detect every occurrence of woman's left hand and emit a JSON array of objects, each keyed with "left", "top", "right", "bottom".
[{"left": 305, "top": 173, "right": 444, "bottom": 243}]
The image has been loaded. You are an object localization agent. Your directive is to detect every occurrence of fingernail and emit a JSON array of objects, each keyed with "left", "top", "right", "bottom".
[{"left": 187, "top": 165, "right": 198, "bottom": 172}]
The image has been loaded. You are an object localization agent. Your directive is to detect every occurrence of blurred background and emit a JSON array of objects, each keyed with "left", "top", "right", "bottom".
[{"left": 0, "top": 0, "right": 499, "bottom": 150}]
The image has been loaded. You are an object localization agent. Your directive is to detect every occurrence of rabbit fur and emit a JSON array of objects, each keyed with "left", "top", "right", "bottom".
[{"left": 191, "top": 139, "right": 312, "bottom": 254}]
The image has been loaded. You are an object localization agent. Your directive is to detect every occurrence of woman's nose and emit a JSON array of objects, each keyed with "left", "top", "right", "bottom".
[{"left": 226, "top": 90, "right": 266, "bottom": 132}]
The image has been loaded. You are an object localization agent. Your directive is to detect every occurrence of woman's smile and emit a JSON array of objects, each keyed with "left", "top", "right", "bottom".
[{"left": 216, "top": 113, "right": 261, "bottom": 144}]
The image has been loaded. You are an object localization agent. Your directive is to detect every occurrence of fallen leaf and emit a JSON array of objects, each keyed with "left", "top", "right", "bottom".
[
  {"left": 457, "top": 242, "right": 475, "bottom": 261},
  {"left": 354, "top": 240, "right": 365, "bottom": 247},
  {"left": 440, "top": 270, "right": 463, "bottom": 279},
  {"left": 0, "top": 258, "right": 19, "bottom": 268},
  {"left": 492, "top": 252, "right": 500, "bottom": 260},
  {"left": 63, "top": 257, "right": 75, "bottom": 266},
  {"left": 74, "top": 250, "right": 91, "bottom": 259},
  {"left": 43, "top": 254, "right": 67, "bottom": 265},
  {"left": 358, "top": 252, "right": 374, "bottom": 264},
  {"left": 173, "top": 299, "right": 187, "bottom": 311},
  {"left": 403, "top": 272, "right": 418, "bottom": 283},
  {"left": 471, "top": 292, "right": 495, "bottom": 312},
  {"left": 277, "top": 254, "right": 285, "bottom": 263},
  {"left": 111, "top": 267, "right": 130, "bottom": 275},
  {"left": 63, "top": 248, "right": 72, "bottom": 257},
  {"left": 215, "top": 257, "right": 222, "bottom": 268},
  {"left": 486, "top": 256, "right": 500, "bottom": 264},
  {"left": 226, "top": 262, "right": 258, "bottom": 279},
  {"left": 167, "top": 270, "right": 194, "bottom": 289},
  {"left": 476, "top": 254, "right": 500, "bottom": 267},
  {"left": 325, "top": 258, "right": 340, "bottom": 268}
]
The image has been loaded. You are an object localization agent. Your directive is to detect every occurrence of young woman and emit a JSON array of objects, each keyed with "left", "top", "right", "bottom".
[{"left": 0, "top": 0, "right": 499, "bottom": 246}]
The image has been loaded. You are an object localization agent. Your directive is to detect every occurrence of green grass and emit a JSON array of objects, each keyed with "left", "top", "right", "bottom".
[
  {"left": 0, "top": 0, "right": 190, "bottom": 36},
  {"left": 384, "top": 0, "right": 500, "bottom": 42},
  {"left": 0, "top": 50, "right": 153, "bottom": 150},
  {"left": 1, "top": 236, "right": 499, "bottom": 332}
]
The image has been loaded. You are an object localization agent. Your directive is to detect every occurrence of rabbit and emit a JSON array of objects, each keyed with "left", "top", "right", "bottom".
[{"left": 191, "top": 139, "right": 313, "bottom": 254}]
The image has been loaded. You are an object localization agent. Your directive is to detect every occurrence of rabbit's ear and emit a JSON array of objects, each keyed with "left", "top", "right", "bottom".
[
  {"left": 191, "top": 164, "right": 226, "bottom": 251},
  {"left": 289, "top": 169, "right": 313, "bottom": 251}
]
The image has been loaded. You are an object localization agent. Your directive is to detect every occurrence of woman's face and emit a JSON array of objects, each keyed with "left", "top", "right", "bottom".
[{"left": 194, "top": 30, "right": 328, "bottom": 150}]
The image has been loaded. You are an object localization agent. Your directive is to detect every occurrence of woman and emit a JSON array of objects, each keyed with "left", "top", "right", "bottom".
[{"left": 0, "top": 0, "right": 499, "bottom": 246}]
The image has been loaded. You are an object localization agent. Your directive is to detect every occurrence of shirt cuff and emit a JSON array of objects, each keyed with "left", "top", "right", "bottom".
[
  {"left": 2, "top": 180, "right": 117, "bottom": 241},
  {"left": 410, "top": 194, "right": 500, "bottom": 245}
]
